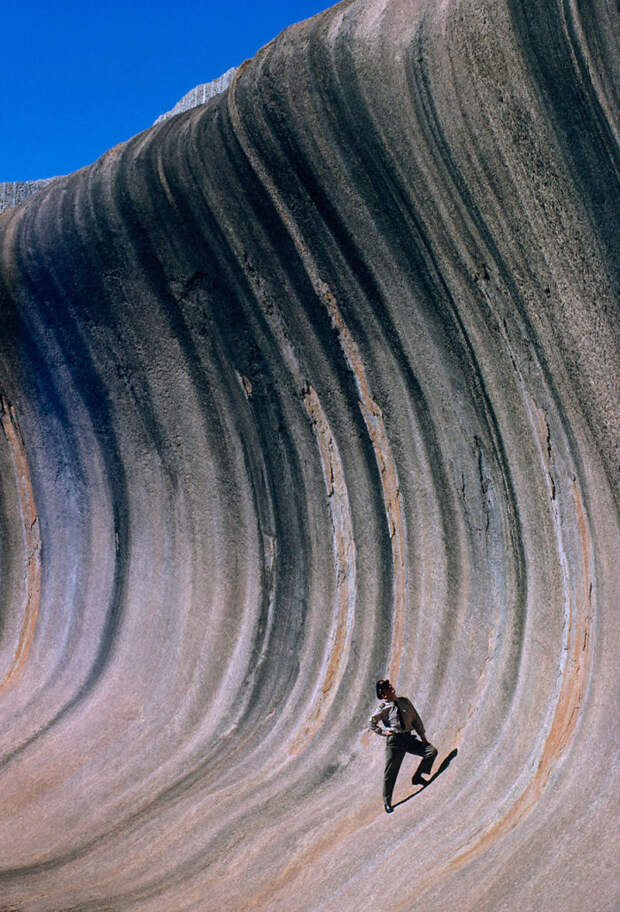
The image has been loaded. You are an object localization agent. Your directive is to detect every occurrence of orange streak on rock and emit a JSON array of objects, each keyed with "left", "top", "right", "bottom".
[
  {"left": 318, "top": 281, "right": 406, "bottom": 684},
  {"left": 0, "top": 395, "right": 41, "bottom": 689},
  {"left": 289, "top": 386, "right": 356, "bottom": 755},
  {"left": 441, "top": 483, "right": 592, "bottom": 877},
  {"left": 228, "top": 73, "right": 406, "bottom": 684},
  {"left": 236, "top": 799, "right": 381, "bottom": 912}
]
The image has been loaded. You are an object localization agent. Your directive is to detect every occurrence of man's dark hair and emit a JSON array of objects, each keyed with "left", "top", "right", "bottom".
[{"left": 376, "top": 679, "right": 390, "bottom": 699}]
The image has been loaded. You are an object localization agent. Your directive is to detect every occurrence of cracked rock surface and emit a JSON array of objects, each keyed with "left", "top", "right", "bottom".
[{"left": 0, "top": 0, "right": 618, "bottom": 909}]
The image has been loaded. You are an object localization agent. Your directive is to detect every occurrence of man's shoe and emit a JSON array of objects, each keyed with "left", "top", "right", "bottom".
[{"left": 384, "top": 799, "right": 394, "bottom": 814}]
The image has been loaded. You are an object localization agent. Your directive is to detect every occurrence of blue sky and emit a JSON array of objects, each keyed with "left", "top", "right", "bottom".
[{"left": 2, "top": 1, "right": 331, "bottom": 182}]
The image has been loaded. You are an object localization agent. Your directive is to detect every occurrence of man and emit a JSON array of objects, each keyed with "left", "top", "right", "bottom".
[{"left": 369, "top": 679, "right": 438, "bottom": 813}]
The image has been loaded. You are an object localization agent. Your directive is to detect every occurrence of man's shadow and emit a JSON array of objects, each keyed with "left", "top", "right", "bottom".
[{"left": 394, "top": 748, "right": 458, "bottom": 807}]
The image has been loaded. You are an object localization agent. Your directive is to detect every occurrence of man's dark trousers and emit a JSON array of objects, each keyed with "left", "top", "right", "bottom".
[{"left": 384, "top": 733, "right": 437, "bottom": 804}]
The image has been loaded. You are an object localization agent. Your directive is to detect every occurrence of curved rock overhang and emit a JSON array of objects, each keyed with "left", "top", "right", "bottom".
[{"left": 0, "top": 0, "right": 618, "bottom": 909}]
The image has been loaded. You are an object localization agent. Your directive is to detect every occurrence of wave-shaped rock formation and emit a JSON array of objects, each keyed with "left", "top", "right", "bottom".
[{"left": 0, "top": 0, "right": 618, "bottom": 909}]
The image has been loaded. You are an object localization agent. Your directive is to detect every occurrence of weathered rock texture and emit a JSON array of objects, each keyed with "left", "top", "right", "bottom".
[{"left": 0, "top": 0, "right": 618, "bottom": 910}]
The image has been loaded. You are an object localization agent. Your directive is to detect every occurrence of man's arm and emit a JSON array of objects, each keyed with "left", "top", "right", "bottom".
[
  {"left": 410, "top": 704, "right": 428, "bottom": 742},
  {"left": 368, "top": 703, "right": 394, "bottom": 736}
]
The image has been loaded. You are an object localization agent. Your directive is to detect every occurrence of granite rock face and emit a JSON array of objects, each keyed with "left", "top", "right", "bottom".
[{"left": 0, "top": 0, "right": 618, "bottom": 910}]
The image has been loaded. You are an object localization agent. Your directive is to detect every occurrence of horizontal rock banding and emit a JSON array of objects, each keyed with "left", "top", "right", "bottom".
[{"left": 0, "top": 0, "right": 617, "bottom": 909}]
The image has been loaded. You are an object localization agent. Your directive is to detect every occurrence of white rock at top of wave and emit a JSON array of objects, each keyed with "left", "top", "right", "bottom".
[
  {"left": 0, "top": 67, "right": 238, "bottom": 214},
  {"left": 153, "top": 66, "right": 238, "bottom": 124},
  {"left": 0, "top": 178, "right": 61, "bottom": 215}
]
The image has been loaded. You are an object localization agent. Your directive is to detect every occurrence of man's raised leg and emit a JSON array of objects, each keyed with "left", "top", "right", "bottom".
[{"left": 411, "top": 740, "right": 438, "bottom": 784}]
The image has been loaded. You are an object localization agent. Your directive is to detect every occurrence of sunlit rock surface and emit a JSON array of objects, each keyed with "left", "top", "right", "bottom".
[{"left": 0, "top": 0, "right": 618, "bottom": 909}]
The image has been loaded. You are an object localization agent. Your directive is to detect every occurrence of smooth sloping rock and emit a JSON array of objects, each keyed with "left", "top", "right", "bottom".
[{"left": 0, "top": 0, "right": 618, "bottom": 910}]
